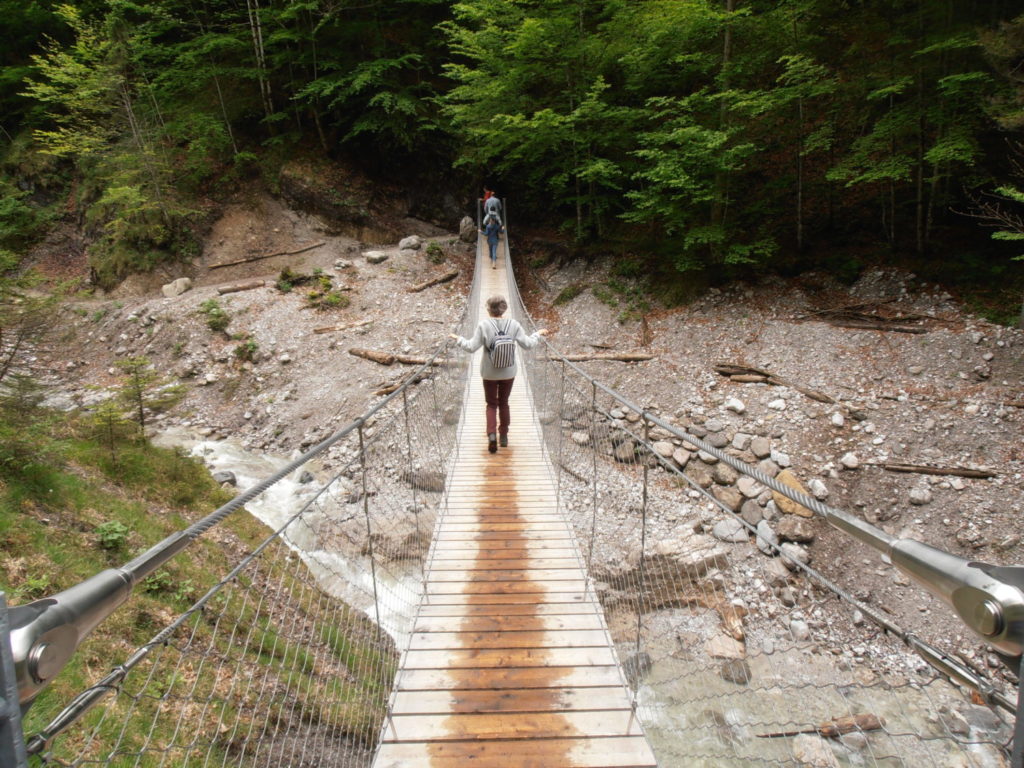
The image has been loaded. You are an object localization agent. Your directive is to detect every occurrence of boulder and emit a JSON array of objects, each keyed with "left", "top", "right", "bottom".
[
  {"left": 750, "top": 436, "right": 771, "bottom": 459},
  {"left": 212, "top": 470, "right": 237, "bottom": 486},
  {"left": 652, "top": 440, "right": 675, "bottom": 458},
  {"left": 459, "top": 216, "right": 477, "bottom": 242},
  {"left": 772, "top": 469, "right": 814, "bottom": 518},
  {"left": 592, "top": 532, "right": 729, "bottom": 611},
  {"left": 398, "top": 235, "right": 422, "bottom": 250},
  {"left": 712, "top": 486, "right": 743, "bottom": 513},
  {"left": 755, "top": 520, "right": 778, "bottom": 555},
  {"left": 705, "top": 633, "right": 745, "bottom": 660},
  {"left": 776, "top": 516, "right": 815, "bottom": 543},
  {"left": 792, "top": 734, "right": 839, "bottom": 768},
  {"left": 365, "top": 250, "right": 389, "bottom": 264},
  {"left": 712, "top": 517, "right": 748, "bottom": 543},
  {"left": 162, "top": 277, "right": 192, "bottom": 297}
]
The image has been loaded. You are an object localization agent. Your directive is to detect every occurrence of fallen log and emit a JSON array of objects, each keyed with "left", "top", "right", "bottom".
[
  {"left": 758, "top": 713, "right": 885, "bottom": 740},
  {"left": 828, "top": 320, "right": 927, "bottom": 334},
  {"left": 349, "top": 348, "right": 452, "bottom": 367},
  {"left": 549, "top": 352, "right": 655, "bottom": 363},
  {"left": 408, "top": 269, "right": 459, "bottom": 293},
  {"left": 374, "top": 371, "right": 432, "bottom": 396},
  {"left": 314, "top": 319, "right": 372, "bottom": 335},
  {"left": 210, "top": 241, "right": 326, "bottom": 269},
  {"left": 715, "top": 363, "right": 838, "bottom": 405},
  {"left": 869, "top": 462, "right": 996, "bottom": 479},
  {"left": 217, "top": 280, "right": 266, "bottom": 295}
]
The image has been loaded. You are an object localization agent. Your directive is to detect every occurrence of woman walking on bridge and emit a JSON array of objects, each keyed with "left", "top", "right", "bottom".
[{"left": 450, "top": 295, "right": 548, "bottom": 454}]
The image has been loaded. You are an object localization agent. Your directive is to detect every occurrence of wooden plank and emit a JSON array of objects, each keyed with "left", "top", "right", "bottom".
[
  {"left": 419, "top": 592, "right": 590, "bottom": 606},
  {"left": 380, "top": 710, "right": 645, "bottom": 742},
  {"left": 427, "top": 558, "right": 582, "bottom": 570},
  {"left": 374, "top": 736, "right": 657, "bottom": 768},
  {"left": 413, "top": 613, "right": 606, "bottom": 633},
  {"left": 414, "top": 603, "right": 600, "bottom": 618},
  {"left": 425, "top": 580, "right": 588, "bottom": 595},
  {"left": 393, "top": 665, "right": 626, "bottom": 691},
  {"left": 389, "top": 686, "right": 633, "bottom": 715},
  {"left": 401, "top": 646, "right": 618, "bottom": 669},
  {"left": 409, "top": 629, "right": 609, "bottom": 650},
  {"left": 427, "top": 568, "right": 586, "bottom": 583}
]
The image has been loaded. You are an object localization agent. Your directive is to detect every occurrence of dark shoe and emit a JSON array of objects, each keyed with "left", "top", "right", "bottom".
[
  {"left": 488, "top": 433, "right": 497, "bottom": 453},
  {"left": 499, "top": 434, "right": 508, "bottom": 447}
]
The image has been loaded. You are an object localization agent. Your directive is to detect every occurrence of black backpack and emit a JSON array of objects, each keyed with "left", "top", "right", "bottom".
[{"left": 488, "top": 319, "right": 516, "bottom": 368}]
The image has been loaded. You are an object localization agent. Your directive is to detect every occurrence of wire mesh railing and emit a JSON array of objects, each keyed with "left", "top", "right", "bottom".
[
  {"left": 501, "top": 227, "right": 1021, "bottom": 766},
  {"left": 8, "top": 248, "right": 485, "bottom": 766}
]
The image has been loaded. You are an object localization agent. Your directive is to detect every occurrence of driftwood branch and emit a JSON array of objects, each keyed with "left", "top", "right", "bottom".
[
  {"left": 828, "top": 320, "right": 927, "bottom": 334},
  {"left": 801, "top": 300, "right": 929, "bottom": 333},
  {"left": 314, "top": 319, "right": 372, "bottom": 335},
  {"left": 349, "top": 348, "right": 451, "bottom": 367},
  {"left": 217, "top": 280, "right": 266, "bottom": 295},
  {"left": 869, "top": 462, "right": 996, "bottom": 479},
  {"left": 714, "top": 363, "right": 838, "bottom": 406},
  {"left": 549, "top": 352, "right": 655, "bottom": 363},
  {"left": 758, "top": 713, "right": 885, "bottom": 740},
  {"left": 374, "top": 371, "right": 432, "bottom": 396},
  {"left": 408, "top": 269, "right": 459, "bottom": 293},
  {"left": 210, "top": 241, "right": 326, "bottom": 269}
]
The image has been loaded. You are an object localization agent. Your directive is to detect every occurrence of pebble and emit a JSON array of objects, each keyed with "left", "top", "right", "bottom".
[
  {"left": 712, "top": 517, "right": 748, "bottom": 543},
  {"left": 750, "top": 436, "right": 771, "bottom": 459},
  {"left": 839, "top": 452, "right": 860, "bottom": 470},
  {"left": 789, "top": 619, "right": 811, "bottom": 641},
  {"left": 809, "top": 478, "right": 829, "bottom": 500},
  {"left": 909, "top": 487, "right": 933, "bottom": 506},
  {"left": 724, "top": 397, "right": 745, "bottom": 414},
  {"left": 767, "top": 399, "right": 787, "bottom": 411},
  {"left": 830, "top": 412, "right": 844, "bottom": 427},
  {"left": 755, "top": 520, "right": 778, "bottom": 554}
]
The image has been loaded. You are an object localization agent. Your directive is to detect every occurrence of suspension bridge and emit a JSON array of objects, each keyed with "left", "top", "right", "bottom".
[{"left": 2, "top": 206, "right": 1022, "bottom": 767}]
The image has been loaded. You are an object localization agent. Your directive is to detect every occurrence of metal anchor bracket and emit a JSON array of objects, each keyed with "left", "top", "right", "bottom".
[
  {"left": 8, "top": 569, "right": 132, "bottom": 711},
  {"left": 889, "top": 539, "right": 1024, "bottom": 664}
]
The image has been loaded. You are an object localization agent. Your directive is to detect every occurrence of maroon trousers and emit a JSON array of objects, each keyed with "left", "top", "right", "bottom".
[{"left": 483, "top": 378, "right": 514, "bottom": 436}]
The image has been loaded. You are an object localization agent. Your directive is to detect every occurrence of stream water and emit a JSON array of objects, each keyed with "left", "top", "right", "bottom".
[{"left": 154, "top": 427, "right": 423, "bottom": 645}]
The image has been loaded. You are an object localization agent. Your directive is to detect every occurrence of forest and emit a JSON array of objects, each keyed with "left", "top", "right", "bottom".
[{"left": 1, "top": 0, "right": 1023, "bottom": 317}]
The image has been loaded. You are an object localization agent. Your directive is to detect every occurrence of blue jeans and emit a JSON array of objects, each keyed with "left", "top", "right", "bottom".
[{"left": 488, "top": 240, "right": 498, "bottom": 262}]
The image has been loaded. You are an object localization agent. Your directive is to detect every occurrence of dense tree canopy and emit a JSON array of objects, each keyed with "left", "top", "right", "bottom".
[{"left": 0, "top": 0, "right": 1022, "bottom": 303}]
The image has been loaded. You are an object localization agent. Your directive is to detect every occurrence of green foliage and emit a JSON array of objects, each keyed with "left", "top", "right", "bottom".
[
  {"left": 553, "top": 283, "right": 583, "bottom": 306},
  {"left": 114, "top": 356, "right": 185, "bottom": 440},
  {"left": 425, "top": 242, "right": 445, "bottom": 264},
  {"left": 95, "top": 520, "right": 129, "bottom": 551},
  {"left": 199, "top": 299, "right": 230, "bottom": 333},
  {"left": 234, "top": 338, "right": 259, "bottom": 363}
]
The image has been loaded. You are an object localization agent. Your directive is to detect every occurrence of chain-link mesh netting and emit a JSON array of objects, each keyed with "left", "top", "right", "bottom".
[
  {"left": 24, "top": 270, "right": 483, "bottom": 766},
  {"left": 503, "top": 236, "right": 1018, "bottom": 766}
]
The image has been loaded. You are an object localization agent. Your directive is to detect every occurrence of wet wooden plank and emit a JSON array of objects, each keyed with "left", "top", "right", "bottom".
[
  {"left": 414, "top": 602, "right": 600, "bottom": 618},
  {"left": 389, "top": 686, "right": 633, "bottom": 715},
  {"left": 413, "top": 613, "right": 606, "bottom": 633},
  {"left": 401, "top": 646, "right": 619, "bottom": 669},
  {"left": 393, "top": 665, "right": 627, "bottom": 691},
  {"left": 427, "top": 568, "right": 587, "bottom": 583},
  {"left": 374, "top": 736, "right": 658, "bottom": 768},
  {"left": 426, "top": 558, "right": 582, "bottom": 571},
  {"left": 381, "top": 710, "right": 645, "bottom": 741},
  {"left": 425, "top": 580, "right": 589, "bottom": 595},
  {"left": 409, "top": 628, "right": 609, "bottom": 650}
]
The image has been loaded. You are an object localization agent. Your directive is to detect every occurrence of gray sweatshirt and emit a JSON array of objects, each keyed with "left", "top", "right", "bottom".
[{"left": 456, "top": 317, "right": 542, "bottom": 380}]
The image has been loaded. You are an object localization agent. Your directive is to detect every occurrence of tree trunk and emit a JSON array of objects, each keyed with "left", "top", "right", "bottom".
[{"left": 246, "top": 0, "right": 274, "bottom": 122}]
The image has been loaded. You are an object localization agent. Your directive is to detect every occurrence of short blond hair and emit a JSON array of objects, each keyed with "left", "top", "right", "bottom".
[{"left": 486, "top": 295, "right": 508, "bottom": 317}]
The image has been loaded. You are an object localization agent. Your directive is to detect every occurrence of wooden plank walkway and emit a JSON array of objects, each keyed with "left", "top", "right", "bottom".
[{"left": 373, "top": 239, "right": 657, "bottom": 767}]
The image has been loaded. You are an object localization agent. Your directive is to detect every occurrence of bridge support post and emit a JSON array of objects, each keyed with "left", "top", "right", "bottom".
[
  {"left": 0, "top": 593, "right": 28, "bottom": 768},
  {"left": 1013, "top": 676, "right": 1023, "bottom": 768}
]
